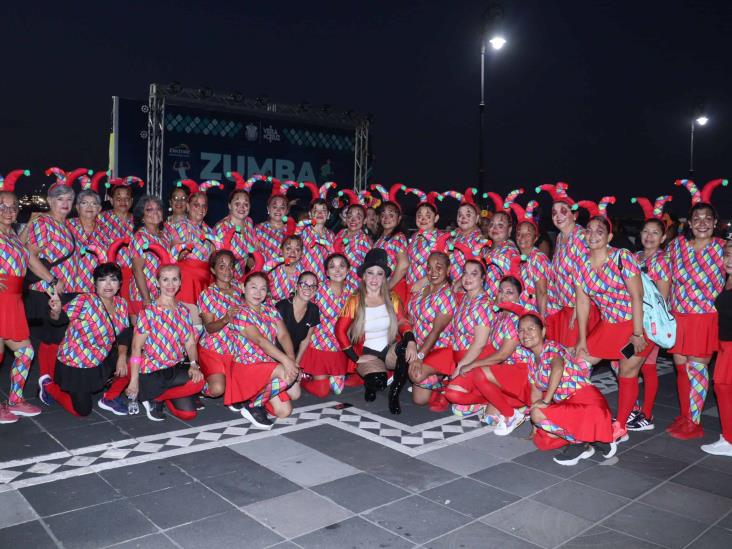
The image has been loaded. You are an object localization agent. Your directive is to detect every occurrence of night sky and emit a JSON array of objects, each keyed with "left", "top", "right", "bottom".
[{"left": 2, "top": 0, "right": 731, "bottom": 216}]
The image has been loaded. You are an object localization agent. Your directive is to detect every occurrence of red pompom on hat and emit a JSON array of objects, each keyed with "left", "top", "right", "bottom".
[
  {"left": 0, "top": 169, "right": 30, "bottom": 193},
  {"left": 630, "top": 195, "right": 672, "bottom": 221}
]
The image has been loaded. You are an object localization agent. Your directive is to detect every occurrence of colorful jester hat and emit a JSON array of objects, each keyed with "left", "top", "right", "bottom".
[
  {"left": 572, "top": 196, "right": 616, "bottom": 218},
  {"left": 176, "top": 179, "right": 222, "bottom": 196},
  {"left": 0, "top": 169, "right": 30, "bottom": 193},
  {"left": 83, "top": 237, "right": 130, "bottom": 264},
  {"left": 336, "top": 188, "right": 366, "bottom": 208},
  {"left": 509, "top": 200, "right": 540, "bottom": 231},
  {"left": 405, "top": 188, "right": 442, "bottom": 210},
  {"left": 493, "top": 300, "right": 541, "bottom": 322},
  {"left": 106, "top": 176, "right": 145, "bottom": 195},
  {"left": 535, "top": 181, "right": 575, "bottom": 206},
  {"left": 674, "top": 178, "right": 728, "bottom": 206},
  {"left": 300, "top": 181, "right": 338, "bottom": 203},
  {"left": 439, "top": 187, "right": 481, "bottom": 214},
  {"left": 630, "top": 195, "right": 673, "bottom": 221},
  {"left": 370, "top": 183, "right": 409, "bottom": 212},
  {"left": 82, "top": 171, "right": 110, "bottom": 193},
  {"left": 45, "top": 167, "right": 93, "bottom": 189},
  {"left": 431, "top": 232, "right": 452, "bottom": 254},
  {"left": 226, "top": 171, "right": 274, "bottom": 193}
]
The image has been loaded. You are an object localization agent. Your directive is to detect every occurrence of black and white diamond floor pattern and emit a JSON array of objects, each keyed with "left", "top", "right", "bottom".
[{"left": 0, "top": 358, "right": 675, "bottom": 490}]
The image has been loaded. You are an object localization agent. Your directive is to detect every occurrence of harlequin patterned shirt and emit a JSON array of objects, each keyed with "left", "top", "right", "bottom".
[
  {"left": 336, "top": 229, "right": 371, "bottom": 281},
  {"left": 57, "top": 294, "right": 129, "bottom": 369},
  {"left": 487, "top": 310, "right": 524, "bottom": 363},
  {"left": 255, "top": 221, "right": 287, "bottom": 264},
  {"left": 408, "top": 285, "right": 455, "bottom": 349},
  {"left": 484, "top": 240, "right": 520, "bottom": 297},
  {"left": 298, "top": 224, "right": 334, "bottom": 279},
  {"left": 311, "top": 283, "right": 352, "bottom": 352},
  {"left": 667, "top": 236, "right": 725, "bottom": 315},
  {"left": 520, "top": 248, "right": 550, "bottom": 307},
  {"left": 636, "top": 250, "right": 670, "bottom": 284},
  {"left": 197, "top": 285, "right": 242, "bottom": 354},
  {"left": 527, "top": 340, "right": 592, "bottom": 402},
  {"left": 451, "top": 292, "right": 494, "bottom": 351},
  {"left": 27, "top": 216, "right": 76, "bottom": 291},
  {"left": 98, "top": 211, "right": 133, "bottom": 268},
  {"left": 448, "top": 229, "right": 489, "bottom": 282},
  {"left": 375, "top": 232, "right": 408, "bottom": 274},
  {"left": 0, "top": 230, "right": 28, "bottom": 277},
  {"left": 67, "top": 219, "right": 110, "bottom": 293},
  {"left": 136, "top": 301, "right": 192, "bottom": 373},
  {"left": 547, "top": 225, "right": 587, "bottom": 313},
  {"left": 129, "top": 227, "right": 173, "bottom": 303},
  {"left": 268, "top": 265, "right": 302, "bottom": 302},
  {"left": 214, "top": 216, "right": 257, "bottom": 280},
  {"left": 171, "top": 219, "right": 217, "bottom": 262},
  {"left": 229, "top": 303, "right": 280, "bottom": 364},
  {"left": 406, "top": 229, "right": 441, "bottom": 286},
  {"left": 575, "top": 247, "right": 640, "bottom": 323}
]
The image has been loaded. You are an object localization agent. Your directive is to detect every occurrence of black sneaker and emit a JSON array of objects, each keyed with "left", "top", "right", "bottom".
[
  {"left": 592, "top": 441, "right": 618, "bottom": 459},
  {"left": 228, "top": 403, "right": 244, "bottom": 412},
  {"left": 194, "top": 395, "right": 205, "bottom": 411},
  {"left": 553, "top": 443, "right": 595, "bottom": 466},
  {"left": 626, "top": 412, "right": 655, "bottom": 431},
  {"left": 241, "top": 405, "right": 273, "bottom": 430},
  {"left": 142, "top": 400, "right": 165, "bottom": 422},
  {"left": 625, "top": 408, "right": 641, "bottom": 426}
]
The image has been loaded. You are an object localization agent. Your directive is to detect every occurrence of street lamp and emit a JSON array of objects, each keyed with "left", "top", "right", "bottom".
[
  {"left": 689, "top": 99, "right": 708, "bottom": 177},
  {"left": 479, "top": 2, "right": 506, "bottom": 194}
]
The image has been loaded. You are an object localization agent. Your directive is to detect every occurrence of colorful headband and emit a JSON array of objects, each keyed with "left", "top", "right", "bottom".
[
  {"left": 500, "top": 255, "right": 525, "bottom": 291},
  {"left": 107, "top": 176, "right": 144, "bottom": 191},
  {"left": 572, "top": 196, "right": 616, "bottom": 218},
  {"left": 675, "top": 178, "right": 728, "bottom": 206},
  {"left": 85, "top": 171, "right": 110, "bottom": 193},
  {"left": 535, "top": 182, "right": 575, "bottom": 206},
  {"left": 485, "top": 188, "right": 524, "bottom": 213},
  {"left": 337, "top": 188, "right": 362, "bottom": 206},
  {"left": 630, "top": 195, "right": 673, "bottom": 221},
  {"left": 0, "top": 169, "right": 30, "bottom": 193},
  {"left": 449, "top": 240, "right": 486, "bottom": 267},
  {"left": 358, "top": 189, "right": 377, "bottom": 208},
  {"left": 509, "top": 200, "right": 540, "bottom": 230},
  {"left": 81, "top": 238, "right": 129, "bottom": 267},
  {"left": 300, "top": 181, "right": 337, "bottom": 202},
  {"left": 227, "top": 171, "right": 268, "bottom": 193},
  {"left": 370, "top": 183, "right": 407, "bottom": 210},
  {"left": 45, "top": 167, "right": 93, "bottom": 187},
  {"left": 271, "top": 180, "right": 298, "bottom": 199},
  {"left": 176, "top": 179, "right": 221, "bottom": 195},
  {"left": 406, "top": 188, "right": 441, "bottom": 207}
]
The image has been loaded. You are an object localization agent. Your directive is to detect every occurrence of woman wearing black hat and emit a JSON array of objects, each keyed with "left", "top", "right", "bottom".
[{"left": 335, "top": 248, "right": 417, "bottom": 414}]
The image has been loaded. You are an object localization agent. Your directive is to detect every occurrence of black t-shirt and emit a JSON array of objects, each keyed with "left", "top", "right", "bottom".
[
  {"left": 715, "top": 286, "right": 732, "bottom": 342},
  {"left": 275, "top": 298, "right": 321, "bottom": 351}
]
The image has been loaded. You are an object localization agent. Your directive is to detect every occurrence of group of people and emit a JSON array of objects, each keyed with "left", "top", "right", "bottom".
[{"left": 0, "top": 167, "right": 730, "bottom": 466}]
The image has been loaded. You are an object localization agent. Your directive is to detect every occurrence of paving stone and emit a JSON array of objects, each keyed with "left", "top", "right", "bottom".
[
  {"left": 718, "top": 510, "right": 732, "bottom": 531},
  {"left": 199, "top": 465, "right": 300, "bottom": 507},
  {"left": 363, "top": 495, "right": 470, "bottom": 544},
  {"left": 417, "top": 443, "right": 504, "bottom": 475},
  {"left": 470, "top": 461, "right": 562, "bottom": 497},
  {"left": 110, "top": 534, "right": 179, "bottom": 548},
  {"left": 699, "top": 453, "right": 732, "bottom": 475},
  {"left": 261, "top": 448, "right": 360, "bottom": 487},
  {"left": 293, "top": 516, "right": 415, "bottom": 548},
  {"left": 0, "top": 520, "right": 57, "bottom": 548},
  {"left": 367, "top": 454, "right": 459, "bottom": 492},
  {"left": 128, "top": 482, "right": 233, "bottom": 529},
  {"left": 20, "top": 473, "right": 122, "bottom": 516},
  {"left": 602, "top": 502, "right": 707, "bottom": 549},
  {"left": 243, "top": 489, "right": 352, "bottom": 539},
  {"left": 613, "top": 448, "right": 689, "bottom": 480},
  {"left": 481, "top": 499, "right": 593, "bottom": 548},
  {"left": 0, "top": 490, "right": 38, "bottom": 529},
  {"left": 100, "top": 460, "right": 193, "bottom": 497},
  {"left": 45, "top": 499, "right": 155, "bottom": 548},
  {"left": 671, "top": 465, "right": 732, "bottom": 499},
  {"left": 0, "top": 431, "right": 65, "bottom": 462},
  {"left": 112, "top": 415, "right": 187, "bottom": 438},
  {"left": 166, "top": 509, "right": 283, "bottom": 548},
  {"left": 531, "top": 480, "right": 630, "bottom": 522},
  {"left": 686, "top": 527, "right": 732, "bottom": 548},
  {"left": 561, "top": 525, "right": 662, "bottom": 548},
  {"left": 459, "top": 432, "right": 536, "bottom": 460},
  {"left": 228, "top": 436, "right": 314, "bottom": 461},
  {"left": 312, "top": 472, "right": 410, "bottom": 513},
  {"left": 422, "top": 521, "right": 541, "bottom": 549},
  {"left": 632, "top": 432, "right": 717, "bottom": 464},
  {"left": 640, "top": 482, "right": 732, "bottom": 524},
  {"left": 169, "top": 447, "right": 255, "bottom": 479},
  {"left": 50, "top": 422, "right": 130, "bottom": 450},
  {"left": 572, "top": 464, "right": 659, "bottom": 499},
  {"left": 31, "top": 407, "right": 108, "bottom": 432},
  {"left": 512, "top": 447, "right": 596, "bottom": 478},
  {"left": 421, "top": 477, "right": 519, "bottom": 518}
]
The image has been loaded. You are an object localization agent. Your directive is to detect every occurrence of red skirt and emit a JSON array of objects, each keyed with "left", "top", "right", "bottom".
[
  {"left": 714, "top": 341, "right": 732, "bottom": 385},
  {"left": 301, "top": 346, "right": 348, "bottom": 376},
  {"left": 669, "top": 312, "right": 719, "bottom": 358},
  {"left": 0, "top": 275, "right": 29, "bottom": 340},
  {"left": 177, "top": 259, "right": 212, "bottom": 305},
  {"left": 225, "top": 360, "right": 277, "bottom": 405},
  {"left": 119, "top": 266, "right": 133, "bottom": 302},
  {"left": 587, "top": 319, "right": 653, "bottom": 360},
  {"left": 542, "top": 385, "right": 613, "bottom": 443},
  {"left": 423, "top": 347, "right": 455, "bottom": 376},
  {"left": 393, "top": 278, "right": 408, "bottom": 307},
  {"left": 198, "top": 345, "right": 231, "bottom": 377},
  {"left": 490, "top": 362, "right": 531, "bottom": 406},
  {"left": 545, "top": 304, "right": 600, "bottom": 348},
  {"left": 453, "top": 345, "right": 496, "bottom": 365},
  {"left": 129, "top": 300, "right": 145, "bottom": 316}
]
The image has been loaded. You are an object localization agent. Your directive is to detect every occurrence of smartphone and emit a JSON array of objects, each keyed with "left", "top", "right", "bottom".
[{"left": 620, "top": 341, "right": 635, "bottom": 360}]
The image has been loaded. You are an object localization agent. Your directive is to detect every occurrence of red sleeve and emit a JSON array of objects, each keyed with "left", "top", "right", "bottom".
[{"left": 335, "top": 316, "right": 353, "bottom": 350}]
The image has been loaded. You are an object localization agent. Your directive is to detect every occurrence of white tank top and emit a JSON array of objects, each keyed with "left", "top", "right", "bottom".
[{"left": 364, "top": 304, "right": 390, "bottom": 351}]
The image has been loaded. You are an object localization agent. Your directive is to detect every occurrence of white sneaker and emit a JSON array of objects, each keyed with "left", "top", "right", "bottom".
[
  {"left": 494, "top": 409, "right": 525, "bottom": 436},
  {"left": 701, "top": 435, "right": 732, "bottom": 457}
]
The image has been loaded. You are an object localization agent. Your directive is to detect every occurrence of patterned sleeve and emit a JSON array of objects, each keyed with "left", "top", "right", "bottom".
[
  {"left": 436, "top": 289, "right": 455, "bottom": 316},
  {"left": 197, "top": 290, "right": 213, "bottom": 315},
  {"left": 475, "top": 298, "right": 493, "bottom": 327},
  {"left": 136, "top": 308, "right": 152, "bottom": 334},
  {"left": 535, "top": 252, "right": 550, "bottom": 281},
  {"left": 27, "top": 219, "right": 44, "bottom": 249},
  {"left": 618, "top": 249, "right": 641, "bottom": 281},
  {"left": 503, "top": 314, "right": 519, "bottom": 340},
  {"left": 649, "top": 254, "right": 671, "bottom": 283},
  {"left": 130, "top": 231, "right": 146, "bottom": 258},
  {"left": 63, "top": 294, "right": 88, "bottom": 322}
]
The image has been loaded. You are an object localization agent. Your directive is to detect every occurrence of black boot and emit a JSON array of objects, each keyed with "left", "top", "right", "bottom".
[
  {"left": 388, "top": 348, "right": 409, "bottom": 415},
  {"left": 363, "top": 372, "right": 387, "bottom": 402}
]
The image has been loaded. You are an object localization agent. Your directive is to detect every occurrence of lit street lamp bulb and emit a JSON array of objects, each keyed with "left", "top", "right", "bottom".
[
  {"left": 489, "top": 36, "right": 507, "bottom": 50},
  {"left": 696, "top": 116, "right": 709, "bottom": 126}
]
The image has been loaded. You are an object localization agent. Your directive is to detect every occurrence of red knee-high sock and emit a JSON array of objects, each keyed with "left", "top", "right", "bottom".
[
  {"left": 301, "top": 378, "right": 331, "bottom": 398},
  {"left": 641, "top": 362, "right": 659, "bottom": 418},
  {"left": 103, "top": 375, "right": 130, "bottom": 400},
  {"left": 155, "top": 379, "right": 205, "bottom": 401},
  {"left": 45, "top": 382, "right": 81, "bottom": 417},
  {"left": 533, "top": 430, "right": 569, "bottom": 451},
  {"left": 472, "top": 369, "right": 514, "bottom": 418},
  {"left": 617, "top": 377, "right": 639, "bottom": 425},
  {"left": 444, "top": 386, "right": 487, "bottom": 405},
  {"left": 715, "top": 383, "right": 732, "bottom": 444},
  {"left": 676, "top": 363, "right": 690, "bottom": 419},
  {"left": 164, "top": 400, "right": 196, "bottom": 420},
  {"left": 39, "top": 343, "right": 58, "bottom": 378}
]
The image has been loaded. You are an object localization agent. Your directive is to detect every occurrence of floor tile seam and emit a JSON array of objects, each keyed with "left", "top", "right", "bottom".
[
  {"left": 554, "top": 523, "right": 670, "bottom": 549},
  {"left": 477, "top": 503, "right": 562, "bottom": 548},
  {"left": 525, "top": 475, "right": 635, "bottom": 509},
  {"left": 152, "top": 509, "right": 237, "bottom": 533},
  {"left": 351, "top": 511, "right": 425, "bottom": 546},
  {"left": 679, "top": 506, "right": 732, "bottom": 549},
  {"left": 36, "top": 515, "right": 65, "bottom": 549},
  {"left": 101, "top": 528, "right": 184, "bottom": 549},
  {"left": 468, "top": 472, "right": 564, "bottom": 499},
  {"left": 413, "top": 516, "right": 522, "bottom": 548}
]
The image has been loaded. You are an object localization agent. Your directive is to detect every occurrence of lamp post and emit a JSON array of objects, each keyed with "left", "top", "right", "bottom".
[
  {"left": 479, "top": 2, "right": 506, "bottom": 195},
  {"left": 689, "top": 99, "right": 708, "bottom": 178}
]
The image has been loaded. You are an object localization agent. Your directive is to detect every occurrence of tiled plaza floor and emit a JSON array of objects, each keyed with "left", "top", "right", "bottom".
[{"left": 1, "top": 360, "right": 731, "bottom": 548}]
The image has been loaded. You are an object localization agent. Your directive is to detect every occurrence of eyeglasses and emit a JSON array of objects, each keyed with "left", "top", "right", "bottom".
[
  {"left": 299, "top": 282, "right": 318, "bottom": 290},
  {"left": 0, "top": 204, "right": 19, "bottom": 213},
  {"left": 172, "top": 197, "right": 188, "bottom": 202},
  {"left": 78, "top": 201, "right": 99, "bottom": 208}
]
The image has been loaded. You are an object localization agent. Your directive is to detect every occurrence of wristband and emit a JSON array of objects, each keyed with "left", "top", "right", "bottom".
[
  {"left": 632, "top": 333, "right": 643, "bottom": 338},
  {"left": 344, "top": 347, "right": 359, "bottom": 363},
  {"left": 401, "top": 331, "right": 416, "bottom": 345},
  {"left": 542, "top": 399, "right": 551, "bottom": 405},
  {"left": 129, "top": 356, "right": 143, "bottom": 366}
]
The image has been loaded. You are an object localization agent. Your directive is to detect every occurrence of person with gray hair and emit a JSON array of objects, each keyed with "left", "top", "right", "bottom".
[{"left": 67, "top": 189, "right": 106, "bottom": 294}]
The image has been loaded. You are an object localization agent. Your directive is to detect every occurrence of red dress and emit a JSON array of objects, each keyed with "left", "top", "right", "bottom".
[
  {"left": 98, "top": 211, "right": 134, "bottom": 301},
  {"left": 197, "top": 285, "right": 241, "bottom": 377},
  {"left": 170, "top": 219, "right": 216, "bottom": 304},
  {"left": 0, "top": 230, "right": 30, "bottom": 340},
  {"left": 301, "top": 282, "right": 352, "bottom": 376},
  {"left": 407, "top": 285, "right": 456, "bottom": 375}
]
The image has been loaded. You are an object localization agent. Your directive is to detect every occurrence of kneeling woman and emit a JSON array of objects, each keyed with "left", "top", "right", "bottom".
[
  {"left": 40, "top": 263, "right": 131, "bottom": 417},
  {"left": 228, "top": 272, "right": 301, "bottom": 429},
  {"left": 127, "top": 264, "right": 204, "bottom": 421},
  {"left": 517, "top": 309, "right": 616, "bottom": 466},
  {"left": 336, "top": 249, "right": 417, "bottom": 414}
]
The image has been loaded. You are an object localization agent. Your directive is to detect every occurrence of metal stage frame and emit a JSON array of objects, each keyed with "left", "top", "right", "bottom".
[{"left": 145, "top": 83, "right": 371, "bottom": 198}]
